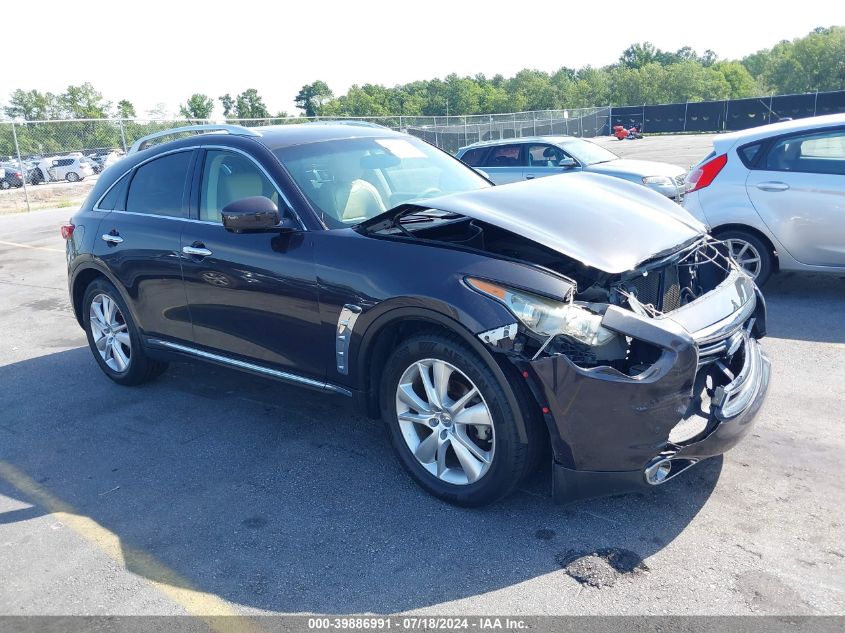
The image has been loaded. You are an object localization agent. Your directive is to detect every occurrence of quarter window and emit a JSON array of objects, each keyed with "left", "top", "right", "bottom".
[
  {"left": 764, "top": 129, "right": 845, "bottom": 175},
  {"left": 97, "top": 172, "right": 131, "bottom": 211},
  {"left": 459, "top": 148, "right": 487, "bottom": 167},
  {"left": 200, "top": 150, "right": 280, "bottom": 223},
  {"left": 125, "top": 151, "right": 192, "bottom": 218}
]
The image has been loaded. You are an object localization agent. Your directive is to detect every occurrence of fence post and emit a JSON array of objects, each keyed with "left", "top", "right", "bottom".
[
  {"left": 813, "top": 90, "right": 819, "bottom": 116},
  {"left": 532, "top": 111, "right": 536, "bottom": 136},
  {"left": 768, "top": 93, "right": 774, "bottom": 124},
  {"left": 118, "top": 118, "right": 128, "bottom": 153},
  {"left": 11, "top": 121, "right": 31, "bottom": 214},
  {"left": 683, "top": 101, "right": 689, "bottom": 132}
]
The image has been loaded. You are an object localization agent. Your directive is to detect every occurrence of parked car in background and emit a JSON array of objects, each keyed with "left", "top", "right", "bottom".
[
  {"left": 32, "top": 156, "right": 95, "bottom": 183},
  {"left": 63, "top": 123, "right": 769, "bottom": 506},
  {"left": 0, "top": 162, "right": 24, "bottom": 189},
  {"left": 684, "top": 113, "right": 845, "bottom": 285},
  {"left": 81, "top": 156, "right": 102, "bottom": 174},
  {"left": 456, "top": 136, "right": 687, "bottom": 201}
]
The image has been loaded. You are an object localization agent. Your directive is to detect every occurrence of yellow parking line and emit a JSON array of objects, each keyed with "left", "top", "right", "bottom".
[
  {"left": 0, "top": 461, "right": 266, "bottom": 633},
  {"left": 0, "top": 239, "right": 64, "bottom": 253}
]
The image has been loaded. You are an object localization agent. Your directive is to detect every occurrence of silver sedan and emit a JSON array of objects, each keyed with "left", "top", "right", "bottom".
[{"left": 456, "top": 136, "right": 687, "bottom": 201}]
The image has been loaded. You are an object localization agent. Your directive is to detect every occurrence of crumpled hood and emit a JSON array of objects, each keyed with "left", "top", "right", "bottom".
[
  {"left": 587, "top": 158, "right": 686, "bottom": 179},
  {"left": 380, "top": 172, "right": 707, "bottom": 274}
]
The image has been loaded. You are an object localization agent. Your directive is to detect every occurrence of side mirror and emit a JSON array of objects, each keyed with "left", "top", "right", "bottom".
[
  {"left": 558, "top": 157, "right": 577, "bottom": 168},
  {"left": 222, "top": 196, "right": 288, "bottom": 233},
  {"left": 52, "top": 160, "right": 59, "bottom": 167}
]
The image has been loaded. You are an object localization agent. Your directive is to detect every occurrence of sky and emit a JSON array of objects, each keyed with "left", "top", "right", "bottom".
[{"left": 1, "top": 0, "right": 840, "bottom": 120}]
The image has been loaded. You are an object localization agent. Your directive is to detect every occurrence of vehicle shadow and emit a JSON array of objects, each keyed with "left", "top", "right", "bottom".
[
  {"left": 763, "top": 272, "right": 845, "bottom": 344},
  {"left": 0, "top": 347, "right": 722, "bottom": 613}
]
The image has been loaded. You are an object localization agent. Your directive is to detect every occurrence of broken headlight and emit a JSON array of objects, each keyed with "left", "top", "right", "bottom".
[{"left": 466, "top": 278, "right": 616, "bottom": 346}]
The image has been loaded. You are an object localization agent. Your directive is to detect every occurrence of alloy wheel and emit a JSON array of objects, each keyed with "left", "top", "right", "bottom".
[
  {"left": 725, "top": 238, "right": 763, "bottom": 279},
  {"left": 89, "top": 293, "right": 131, "bottom": 372},
  {"left": 395, "top": 359, "right": 495, "bottom": 485}
]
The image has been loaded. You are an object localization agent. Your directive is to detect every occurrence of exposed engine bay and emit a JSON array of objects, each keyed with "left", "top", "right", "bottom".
[{"left": 367, "top": 208, "right": 741, "bottom": 379}]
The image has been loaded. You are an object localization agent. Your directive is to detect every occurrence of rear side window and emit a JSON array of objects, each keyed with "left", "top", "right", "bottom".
[
  {"left": 737, "top": 142, "right": 762, "bottom": 168},
  {"left": 459, "top": 147, "right": 487, "bottom": 166},
  {"left": 126, "top": 151, "right": 192, "bottom": 218},
  {"left": 97, "top": 172, "right": 131, "bottom": 211},
  {"left": 764, "top": 129, "right": 845, "bottom": 175},
  {"left": 481, "top": 144, "right": 523, "bottom": 167}
]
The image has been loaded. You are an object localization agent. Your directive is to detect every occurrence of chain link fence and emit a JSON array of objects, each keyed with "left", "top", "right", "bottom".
[{"left": 2, "top": 89, "right": 843, "bottom": 214}]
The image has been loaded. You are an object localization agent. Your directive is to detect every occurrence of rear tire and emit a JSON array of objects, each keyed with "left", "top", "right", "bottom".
[
  {"left": 380, "top": 332, "right": 540, "bottom": 506},
  {"left": 66, "top": 172, "right": 79, "bottom": 182},
  {"left": 82, "top": 278, "right": 168, "bottom": 385},
  {"left": 0, "top": 180, "right": 9, "bottom": 190},
  {"left": 715, "top": 229, "right": 774, "bottom": 286}
]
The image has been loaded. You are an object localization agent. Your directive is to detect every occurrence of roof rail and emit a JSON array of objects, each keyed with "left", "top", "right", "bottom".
[
  {"left": 302, "top": 120, "right": 388, "bottom": 129},
  {"left": 128, "top": 124, "right": 262, "bottom": 154}
]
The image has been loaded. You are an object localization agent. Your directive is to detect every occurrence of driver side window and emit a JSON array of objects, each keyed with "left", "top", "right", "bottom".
[{"left": 200, "top": 150, "right": 281, "bottom": 223}]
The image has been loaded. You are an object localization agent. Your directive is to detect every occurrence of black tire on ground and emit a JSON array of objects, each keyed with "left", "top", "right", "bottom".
[
  {"left": 380, "top": 332, "right": 543, "bottom": 506},
  {"left": 714, "top": 228, "right": 775, "bottom": 286},
  {"left": 31, "top": 169, "right": 44, "bottom": 184},
  {"left": 82, "top": 278, "right": 168, "bottom": 386},
  {"left": 0, "top": 180, "right": 9, "bottom": 190}
]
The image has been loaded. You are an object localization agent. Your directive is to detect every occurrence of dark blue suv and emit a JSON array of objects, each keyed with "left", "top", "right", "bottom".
[{"left": 63, "top": 123, "right": 770, "bottom": 506}]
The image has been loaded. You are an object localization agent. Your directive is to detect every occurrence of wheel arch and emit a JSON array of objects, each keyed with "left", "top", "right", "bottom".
[
  {"left": 711, "top": 223, "right": 780, "bottom": 272},
  {"left": 70, "top": 263, "right": 139, "bottom": 328},
  {"left": 353, "top": 306, "right": 531, "bottom": 444}
]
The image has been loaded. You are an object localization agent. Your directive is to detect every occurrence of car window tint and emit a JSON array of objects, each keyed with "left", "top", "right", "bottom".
[
  {"left": 126, "top": 151, "right": 191, "bottom": 218},
  {"left": 98, "top": 172, "right": 131, "bottom": 211},
  {"left": 764, "top": 129, "right": 845, "bottom": 175},
  {"left": 482, "top": 145, "right": 523, "bottom": 167},
  {"left": 460, "top": 148, "right": 486, "bottom": 166},
  {"left": 200, "top": 150, "right": 280, "bottom": 223},
  {"left": 527, "top": 144, "right": 564, "bottom": 167},
  {"left": 738, "top": 142, "right": 762, "bottom": 168}
]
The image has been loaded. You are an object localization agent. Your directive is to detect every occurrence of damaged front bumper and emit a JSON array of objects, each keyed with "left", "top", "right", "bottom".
[{"left": 517, "top": 269, "right": 770, "bottom": 504}]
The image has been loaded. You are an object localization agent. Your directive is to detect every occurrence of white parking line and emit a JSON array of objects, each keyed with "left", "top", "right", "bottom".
[{"left": 0, "top": 239, "right": 64, "bottom": 253}]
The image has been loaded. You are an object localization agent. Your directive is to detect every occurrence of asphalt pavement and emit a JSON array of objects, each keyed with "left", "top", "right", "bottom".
[{"left": 0, "top": 184, "right": 843, "bottom": 617}]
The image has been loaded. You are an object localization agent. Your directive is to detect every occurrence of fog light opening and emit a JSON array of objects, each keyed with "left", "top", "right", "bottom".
[{"left": 644, "top": 459, "right": 672, "bottom": 485}]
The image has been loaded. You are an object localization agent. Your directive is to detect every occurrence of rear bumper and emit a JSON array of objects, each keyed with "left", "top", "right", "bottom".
[{"left": 520, "top": 273, "right": 770, "bottom": 503}]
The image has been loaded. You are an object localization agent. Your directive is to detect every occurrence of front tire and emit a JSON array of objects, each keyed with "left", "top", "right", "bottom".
[
  {"left": 380, "top": 333, "right": 538, "bottom": 506},
  {"left": 66, "top": 172, "right": 80, "bottom": 182},
  {"left": 82, "top": 279, "right": 168, "bottom": 385},
  {"left": 716, "top": 229, "right": 774, "bottom": 286}
]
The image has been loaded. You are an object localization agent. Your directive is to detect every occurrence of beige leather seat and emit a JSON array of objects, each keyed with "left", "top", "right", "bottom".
[{"left": 323, "top": 179, "right": 386, "bottom": 222}]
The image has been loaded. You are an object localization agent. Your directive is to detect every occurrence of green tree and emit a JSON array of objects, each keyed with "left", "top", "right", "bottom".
[
  {"left": 218, "top": 93, "right": 236, "bottom": 118},
  {"left": 116, "top": 100, "right": 136, "bottom": 118},
  {"left": 179, "top": 93, "right": 214, "bottom": 120},
  {"left": 235, "top": 89, "right": 270, "bottom": 120},
  {"left": 61, "top": 83, "right": 110, "bottom": 119},
  {"left": 295, "top": 81, "right": 334, "bottom": 117}
]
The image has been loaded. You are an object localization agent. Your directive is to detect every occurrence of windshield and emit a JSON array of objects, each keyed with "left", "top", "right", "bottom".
[
  {"left": 274, "top": 136, "right": 490, "bottom": 228},
  {"left": 559, "top": 139, "right": 619, "bottom": 165}
]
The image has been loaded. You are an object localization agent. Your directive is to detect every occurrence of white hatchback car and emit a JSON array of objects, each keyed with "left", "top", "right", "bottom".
[
  {"left": 684, "top": 113, "right": 845, "bottom": 285},
  {"left": 34, "top": 156, "right": 95, "bottom": 183}
]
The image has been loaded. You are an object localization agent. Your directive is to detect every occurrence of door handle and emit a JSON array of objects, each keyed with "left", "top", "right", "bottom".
[
  {"left": 101, "top": 233, "right": 123, "bottom": 244},
  {"left": 756, "top": 181, "right": 789, "bottom": 192},
  {"left": 182, "top": 245, "right": 212, "bottom": 257}
]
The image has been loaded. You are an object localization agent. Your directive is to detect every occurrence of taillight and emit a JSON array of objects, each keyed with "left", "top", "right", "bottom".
[
  {"left": 686, "top": 153, "right": 727, "bottom": 193},
  {"left": 60, "top": 222, "right": 75, "bottom": 240}
]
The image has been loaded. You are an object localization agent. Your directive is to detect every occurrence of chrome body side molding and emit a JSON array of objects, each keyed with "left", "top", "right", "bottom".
[{"left": 147, "top": 339, "right": 351, "bottom": 396}]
